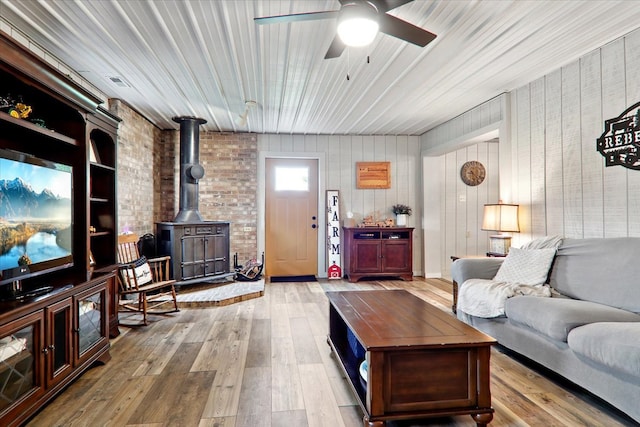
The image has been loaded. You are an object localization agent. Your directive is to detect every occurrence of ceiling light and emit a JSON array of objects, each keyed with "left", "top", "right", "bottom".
[
  {"left": 337, "top": 2, "right": 379, "bottom": 47},
  {"left": 237, "top": 100, "right": 257, "bottom": 126}
]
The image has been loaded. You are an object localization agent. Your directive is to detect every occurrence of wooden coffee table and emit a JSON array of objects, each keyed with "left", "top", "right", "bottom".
[{"left": 326, "top": 290, "right": 496, "bottom": 427}]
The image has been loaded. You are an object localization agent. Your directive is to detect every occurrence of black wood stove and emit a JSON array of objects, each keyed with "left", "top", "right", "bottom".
[{"left": 156, "top": 116, "right": 233, "bottom": 285}]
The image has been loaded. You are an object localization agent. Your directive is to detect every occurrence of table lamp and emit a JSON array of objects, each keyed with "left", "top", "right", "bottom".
[{"left": 482, "top": 201, "right": 520, "bottom": 256}]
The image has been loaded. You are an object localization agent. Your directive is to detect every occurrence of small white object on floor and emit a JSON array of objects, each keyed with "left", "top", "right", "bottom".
[{"left": 359, "top": 360, "right": 368, "bottom": 382}]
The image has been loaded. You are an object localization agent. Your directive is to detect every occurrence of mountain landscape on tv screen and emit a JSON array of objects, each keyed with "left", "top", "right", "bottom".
[
  {"left": 0, "top": 177, "right": 71, "bottom": 220},
  {"left": 0, "top": 177, "right": 72, "bottom": 264}
]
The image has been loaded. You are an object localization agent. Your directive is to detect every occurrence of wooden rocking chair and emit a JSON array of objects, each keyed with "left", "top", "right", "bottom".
[{"left": 116, "top": 234, "right": 179, "bottom": 326}]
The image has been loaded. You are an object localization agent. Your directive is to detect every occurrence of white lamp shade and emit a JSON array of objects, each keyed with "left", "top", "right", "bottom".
[
  {"left": 336, "top": 3, "right": 379, "bottom": 47},
  {"left": 482, "top": 203, "right": 520, "bottom": 232}
]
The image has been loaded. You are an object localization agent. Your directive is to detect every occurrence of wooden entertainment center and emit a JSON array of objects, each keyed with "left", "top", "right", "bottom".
[{"left": 0, "top": 32, "right": 118, "bottom": 426}]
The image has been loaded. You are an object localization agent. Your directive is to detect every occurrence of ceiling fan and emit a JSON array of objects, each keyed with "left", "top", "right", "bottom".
[{"left": 254, "top": 0, "right": 437, "bottom": 59}]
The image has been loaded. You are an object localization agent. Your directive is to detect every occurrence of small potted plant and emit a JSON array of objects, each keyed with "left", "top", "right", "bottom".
[{"left": 392, "top": 204, "right": 412, "bottom": 226}]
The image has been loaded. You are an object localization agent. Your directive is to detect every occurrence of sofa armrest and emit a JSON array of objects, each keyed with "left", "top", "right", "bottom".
[
  {"left": 450, "top": 258, "right": 505, "bottom": 314},
  {"left": 451, "top": 258, "right": 504, "bottom": 284}
]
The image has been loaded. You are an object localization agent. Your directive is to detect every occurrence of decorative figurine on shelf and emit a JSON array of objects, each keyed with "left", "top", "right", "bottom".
[
  {"left": 358, "top": 215, "right": 396, "bottom": 227},
  {"left": 360, "top": 215, "right": 376, "bottom": 227},
  {"left": 18, "top": 253, "right": 32, "bottom": 266},
  {"left": 375, "top": 218, "right": 396, "bottom": 227},
  {"left": 0, "top": 94, "right": 32, "bottom": 119},
  {"left": 12, "top": 102, "right": 32, "bottom": 119},
  {"left": 30, "top": 118, "right": 46, "bottom": 128}
]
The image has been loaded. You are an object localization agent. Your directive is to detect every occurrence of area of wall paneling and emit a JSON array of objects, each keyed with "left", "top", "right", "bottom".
[
  {"left": 509, "top": 27, "right": 640, "bottom": 243},
  {"left": 421, "top": 94, "right": 504, "bottom": 155},
  {"left": 440, "top": 142, "right": 500, "bottom": 277},
  {"left": 421, "top": 94, "right": 505, "bottom": 278},
  {"left": 257, "top": 134, "right": 423, "bottom": 276}
]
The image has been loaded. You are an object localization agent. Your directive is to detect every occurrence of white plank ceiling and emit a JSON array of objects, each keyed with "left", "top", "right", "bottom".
[{"left": 1, "top": 0, "right": 639, "bottom": 135}]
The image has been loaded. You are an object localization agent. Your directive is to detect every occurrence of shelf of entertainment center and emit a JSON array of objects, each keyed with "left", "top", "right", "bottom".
[
  {"left": 0, "top": 110, "right": 79, "bottom": 146},
  {"left": 90, "top": 161, "right": 115, "bottom": 171},
  {"left": 90, "top": 197, "right": 110, "bottom": 203}
]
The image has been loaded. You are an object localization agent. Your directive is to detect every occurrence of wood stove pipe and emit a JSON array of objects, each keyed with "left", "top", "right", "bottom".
[{"left": 172, "top": 116, "right": 207, "bottom": 222}]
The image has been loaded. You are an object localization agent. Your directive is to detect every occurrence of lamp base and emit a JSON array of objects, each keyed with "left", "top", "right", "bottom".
[{"left": 488, "top": 235, "right": 512, "bottom": 256}]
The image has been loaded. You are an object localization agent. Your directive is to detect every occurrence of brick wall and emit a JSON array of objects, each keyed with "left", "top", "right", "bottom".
[
  {"left": 160, "top": 130, "right": 258, "bottom": 263},
  {"left": 111, "top": 99, "right": 162, "bottom": 236},
  {"left": 158, "top": 129, "right": 178, "bottom": 222},
  {"left": 113, "top": 103, "right": 258, "bottom": 264}
]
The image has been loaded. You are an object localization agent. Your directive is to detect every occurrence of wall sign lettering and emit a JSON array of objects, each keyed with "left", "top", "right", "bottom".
[
  {"left": 597, "top": 101, "right": 640, "bottom": 169},
  {"left": 327, "top": 190, "right": 341, "bottom": 279}
]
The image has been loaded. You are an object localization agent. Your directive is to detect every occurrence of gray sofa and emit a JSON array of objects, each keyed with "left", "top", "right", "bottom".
[{"left": 452, "top": 237, "right": 640, "bottom": 423}]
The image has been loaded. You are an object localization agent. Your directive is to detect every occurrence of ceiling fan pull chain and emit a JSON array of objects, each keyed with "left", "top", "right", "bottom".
[{"left": 346, "top": 49, "right": 351, "bottom": 81}]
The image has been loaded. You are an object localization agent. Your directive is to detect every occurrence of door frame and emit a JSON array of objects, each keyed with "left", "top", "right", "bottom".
[{"left": 258, "top": 151, "right": 327, "bottom": 278}]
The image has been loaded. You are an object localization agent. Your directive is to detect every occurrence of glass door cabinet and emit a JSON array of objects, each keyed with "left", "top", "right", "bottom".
[
  {"left": 74, "top": 283, "right": 108, "bottom": 366},
  {"left": 0, "top": 312, "right": 45, "bottom": 419}
]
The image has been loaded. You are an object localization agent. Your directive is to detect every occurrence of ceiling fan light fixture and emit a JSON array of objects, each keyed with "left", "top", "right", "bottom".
[{"left": 337, "top": 2, "right": 379, "bottom": 47}]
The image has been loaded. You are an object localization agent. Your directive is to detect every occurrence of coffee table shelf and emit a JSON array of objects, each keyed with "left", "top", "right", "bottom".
[{"left": 326, "top": 290, "right": 496, "bottom": 427}]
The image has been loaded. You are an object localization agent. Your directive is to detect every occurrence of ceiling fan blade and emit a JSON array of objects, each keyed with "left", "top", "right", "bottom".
[
  {"left": 369, "top": 0, "right": 414, "bottom": 13},
  {"left": 324, "top": 36, "right": 347, "bottom": 59},
  {"left": 255, "top": 10, "right": 338, "bottom": 25},
  {"left": 378, "top": 13, "right": 436, "bottom": 47}
]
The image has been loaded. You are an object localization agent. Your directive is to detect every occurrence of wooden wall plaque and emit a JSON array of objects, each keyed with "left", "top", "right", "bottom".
[{"left": 356, "top": 161, "right": 391, "bottom": 189}]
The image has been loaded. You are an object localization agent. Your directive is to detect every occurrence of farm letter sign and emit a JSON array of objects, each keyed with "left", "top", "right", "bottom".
[
  {"left": 327, "top": 190, "right": 341, "bottom": 279},
  {"left": 597, "top": 101, "right": 640, "bottom": 170}
]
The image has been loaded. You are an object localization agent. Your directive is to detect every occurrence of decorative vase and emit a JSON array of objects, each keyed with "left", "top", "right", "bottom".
[{"left": 396, "top": 213, "right": 408, "bottom": 227}]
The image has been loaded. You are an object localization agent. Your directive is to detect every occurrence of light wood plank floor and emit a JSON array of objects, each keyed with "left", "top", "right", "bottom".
[{"left": 28, "top": 278, "right": 637, "bottom": 426}]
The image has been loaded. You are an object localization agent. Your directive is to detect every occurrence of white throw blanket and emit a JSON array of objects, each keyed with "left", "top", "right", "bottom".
[
  {"left": 457, "top": 235, "right": 562, "bottom": 318},
  {"left": 458, "top": 279, "right": 551, "bottom": 318}
]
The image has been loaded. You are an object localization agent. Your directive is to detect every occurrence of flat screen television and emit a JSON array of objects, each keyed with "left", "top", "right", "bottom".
[{"left": 0, "top": 148, "right": 73, "bottom": 287}]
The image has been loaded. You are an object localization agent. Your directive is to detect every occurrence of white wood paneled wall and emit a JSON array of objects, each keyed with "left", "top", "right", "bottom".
[
  {"left": 439, "top": 142, "right": 500, "bottom": 277},
  {"left": 421, "top": 95, "right": 505, "bottom": 278},
  {"left": 257, "top": 134, "right": 423, "bottom": 276},
  {"left": 509, "top": 27, "right": 640, "bottom": 244},
  {"left": 421, "top": 94, "right": 504, "bottom": 155}
]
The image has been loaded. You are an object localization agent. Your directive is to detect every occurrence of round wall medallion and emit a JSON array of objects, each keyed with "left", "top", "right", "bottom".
[{"left": 460, "top": 160, "right": 486, "bottom": 186}]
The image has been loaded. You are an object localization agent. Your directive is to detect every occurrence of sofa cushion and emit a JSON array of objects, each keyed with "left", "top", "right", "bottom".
[
  {"left": 494, "top": 247, "right": 557, "bottom": 285},
  {"left": 568, "top": 322, "right": 640, "bottom": 378},
  {"left": 505, "top": 296, "right": 640, "bottom": 342},
  {"left": 549, "top": 237, "right": 640, "bottom": 313}
]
